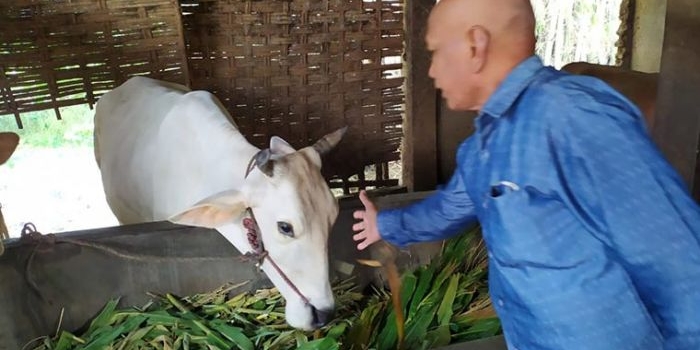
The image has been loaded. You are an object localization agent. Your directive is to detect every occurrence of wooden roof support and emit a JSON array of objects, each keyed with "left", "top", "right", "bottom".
[
  {"left": 403, "top": 0, "right": 438, "bottom": 192},
  {"left": 653, "top": 0, "right": 700, "bottom": 201}
]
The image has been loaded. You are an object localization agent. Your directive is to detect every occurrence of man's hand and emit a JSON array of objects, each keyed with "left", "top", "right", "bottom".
[{"left": 352, "top": 190, "right": 382, "bottom": 250}]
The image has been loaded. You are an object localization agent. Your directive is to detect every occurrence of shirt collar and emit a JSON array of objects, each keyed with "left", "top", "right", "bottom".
[{"left": 479, "top": 55, "right": 544, "bottom": 118}]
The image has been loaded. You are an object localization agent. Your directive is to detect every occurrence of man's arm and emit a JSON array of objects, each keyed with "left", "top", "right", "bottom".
[
  {"left": 376, "top": 169, "right": 478, "bottom": 247},
  {"left": 353, "top": 140, "right": 479, "bottom": 249},
  {"left": 352, "top": 151, "right": 479, "bottom": 250}
]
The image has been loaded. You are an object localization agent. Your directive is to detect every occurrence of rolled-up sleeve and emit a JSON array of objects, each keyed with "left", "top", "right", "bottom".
[
  {"left": 550, "top": 90, "right": 700, "bottom": 348},
  {"left": 377, "top": 159, "right": 478, "bottom": 247}
]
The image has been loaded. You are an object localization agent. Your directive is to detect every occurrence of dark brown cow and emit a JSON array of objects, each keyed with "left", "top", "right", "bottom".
[
  {"left": 561, "top": 62, "right": 659, "bottom": 129},
  {"left": 0, "top": 132, "right": 19, "bottom": 254},
  {"left": 0, "top": 132, "right": 18, "bottom": 165}
]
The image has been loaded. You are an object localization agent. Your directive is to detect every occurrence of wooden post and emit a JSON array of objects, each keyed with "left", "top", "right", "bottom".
[
  {"left": 172, "top": 0, "right": 191, "bottom": 87},
  {"left": 652, "top": 0, "right": 700, "bottom": 200},
  {"left": 403, "top": 0, "right": 438, "bottom": 192},
  {"left": 614, "top": 0, "right": 635, "bottom": 69},
  {"left": 696, "top": 138, "right": 700, "bottom": 200}
]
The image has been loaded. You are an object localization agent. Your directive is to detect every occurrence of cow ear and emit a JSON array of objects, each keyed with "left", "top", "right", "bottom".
[
  {"left": 168, "top": 189, "right": 247, "bottom": 228},
  {"left": 270, "top": 136, "right": 296, "bottom": 156}
]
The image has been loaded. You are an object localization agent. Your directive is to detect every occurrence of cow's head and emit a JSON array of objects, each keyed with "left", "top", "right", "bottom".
[{"left": 169, "top": 127, "right": 346, "bottom": 330}]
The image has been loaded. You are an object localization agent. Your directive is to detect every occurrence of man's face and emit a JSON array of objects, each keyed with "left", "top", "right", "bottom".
[
  {"left": 426, "top": 19, "right": 480, "bottom": 111},
  {"left": 425, "top": 3, "right": 484, "bottom": 110}
]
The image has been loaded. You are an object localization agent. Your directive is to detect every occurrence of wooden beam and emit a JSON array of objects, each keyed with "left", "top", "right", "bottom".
[
  {"left": 437, "top": 100, "right": 477, "bottom": 184},
  {"left": 696, "top": 133, "right": 700, "bottom": 201},
  {"left": 652, "top": 0, "right": 700, "bottom": 197},
  {"left": 629, "top": 0, "right": 667, "bottom": 72},
  {"left": 403, "top": 0, "right": 438, "bottom": 192},
  {"left": 615, "top": 0, "right": 635, "bottom": 69}
]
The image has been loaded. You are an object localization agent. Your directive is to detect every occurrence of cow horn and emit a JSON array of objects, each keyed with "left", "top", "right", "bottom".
[
  {"left": 254, "top": 148, "right": 274, "bottom": 177},
  {"left": 312, "top": 126, "right": 348, "bottom": 156}
]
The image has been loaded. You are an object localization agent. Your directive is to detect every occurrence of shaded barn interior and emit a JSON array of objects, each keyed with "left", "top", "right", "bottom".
[{"left": 0, "top": 0, "right": 699, "bottom": 348}]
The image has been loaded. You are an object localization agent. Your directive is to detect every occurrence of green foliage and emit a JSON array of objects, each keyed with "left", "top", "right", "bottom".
[
  {"left": 0, "top": 104, "right": 94, "bottom": 148},
  {"left": 531, "top": 0, "right": 623, "bottom": 68},
  {"left": 25, "top": 226, "right": 500, "bottom": 350},
  {"left": 346, "top": 226, "right": 501, "bottom": 350},
  {"left": 27, "top": 279, "right": 363, "bottom": 350}
]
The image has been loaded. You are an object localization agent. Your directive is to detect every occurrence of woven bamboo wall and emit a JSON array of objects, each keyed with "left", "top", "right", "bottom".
[
  {"left": 0, "top": 0, "right": 406, "bottom": 192},
  {"left": 181, "top": 0, "right": 405, "bottom": 191},
  {"left": 0, "top": 0, "right": 189, "bottom": 127}
]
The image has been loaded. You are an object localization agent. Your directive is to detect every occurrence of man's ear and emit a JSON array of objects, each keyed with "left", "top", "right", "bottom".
[
  {"left": 168, "top": 189, "right": 247, "bottom": 228},
  {"left": 467, "top": 25, "right": 490, "bottom": 73}
]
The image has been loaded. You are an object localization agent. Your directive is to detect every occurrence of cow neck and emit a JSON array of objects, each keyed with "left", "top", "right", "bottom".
[{"left": 242, "top": 150, "right": 311, "bottom": 307}]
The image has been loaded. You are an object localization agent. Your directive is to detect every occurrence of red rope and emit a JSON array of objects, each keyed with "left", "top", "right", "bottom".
[{"left": 243, "top": 209, "right": 310, "bottom": 306}]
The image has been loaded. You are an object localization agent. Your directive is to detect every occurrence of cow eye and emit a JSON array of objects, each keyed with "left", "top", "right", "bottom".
[{"left": 277, "top": 222, "right": 294, "bottom": 237}]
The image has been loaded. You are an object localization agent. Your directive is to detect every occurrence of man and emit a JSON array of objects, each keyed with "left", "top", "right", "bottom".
[{"left": 351, "top": 0, "right": 700, "bottom": 349}]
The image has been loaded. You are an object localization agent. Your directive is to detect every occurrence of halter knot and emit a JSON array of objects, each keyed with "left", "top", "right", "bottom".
[
  {"left": 242, "top": 217, "right": 262, "bottom": 252},
  {"left": 241, "top": 208, "right": 311, "bottom": 306}
]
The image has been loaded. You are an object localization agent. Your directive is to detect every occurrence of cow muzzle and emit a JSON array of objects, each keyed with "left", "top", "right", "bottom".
[{"left": 311, "top": 305, "right": 335, "bottom": 328}]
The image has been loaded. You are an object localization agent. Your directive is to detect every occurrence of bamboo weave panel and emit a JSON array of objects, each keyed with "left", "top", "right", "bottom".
[
  {"left": 0, "top": 0, "right": 189, "bottom": 127},
  {"left": 181, "top": 0, "right": 405, "bottom": 187}
]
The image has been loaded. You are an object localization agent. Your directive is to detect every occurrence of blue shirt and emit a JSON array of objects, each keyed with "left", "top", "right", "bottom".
[{"left": 377, "top": 56, "right": 700, "bottom": 350}]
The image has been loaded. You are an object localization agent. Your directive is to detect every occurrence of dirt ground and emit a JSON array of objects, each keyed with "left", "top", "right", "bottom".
[{"left": 0, "top": 147, "right": 118, "bottom": 237}]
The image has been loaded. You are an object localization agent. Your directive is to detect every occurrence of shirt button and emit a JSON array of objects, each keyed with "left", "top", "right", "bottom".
[
  {"left": 498, "top": 298, "right": 504, "bottom": 307},
  {"left": 480, "top": 150, "right": 489, "bottom": 161}
]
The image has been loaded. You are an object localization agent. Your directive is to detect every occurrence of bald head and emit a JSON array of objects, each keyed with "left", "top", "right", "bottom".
[
  {"left": 427, "top": 0, "right": 535, "bottom": 56},
  {"left": 425, "top": 0, "right": 536, "bottom": 111}
]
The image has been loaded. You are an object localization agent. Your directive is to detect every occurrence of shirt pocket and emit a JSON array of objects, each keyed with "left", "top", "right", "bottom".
[{"left": 484, "top": 182, "right": 586, "bottom": 268}]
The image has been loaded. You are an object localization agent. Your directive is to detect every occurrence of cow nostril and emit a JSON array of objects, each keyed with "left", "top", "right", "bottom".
[{"left": 311, "top": 306, "right": 334, "bottom": 327}]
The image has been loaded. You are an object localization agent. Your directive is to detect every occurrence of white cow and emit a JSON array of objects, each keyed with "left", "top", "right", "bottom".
[{"left": 94, "top": 76, "right": 346, "bottom": 330}]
